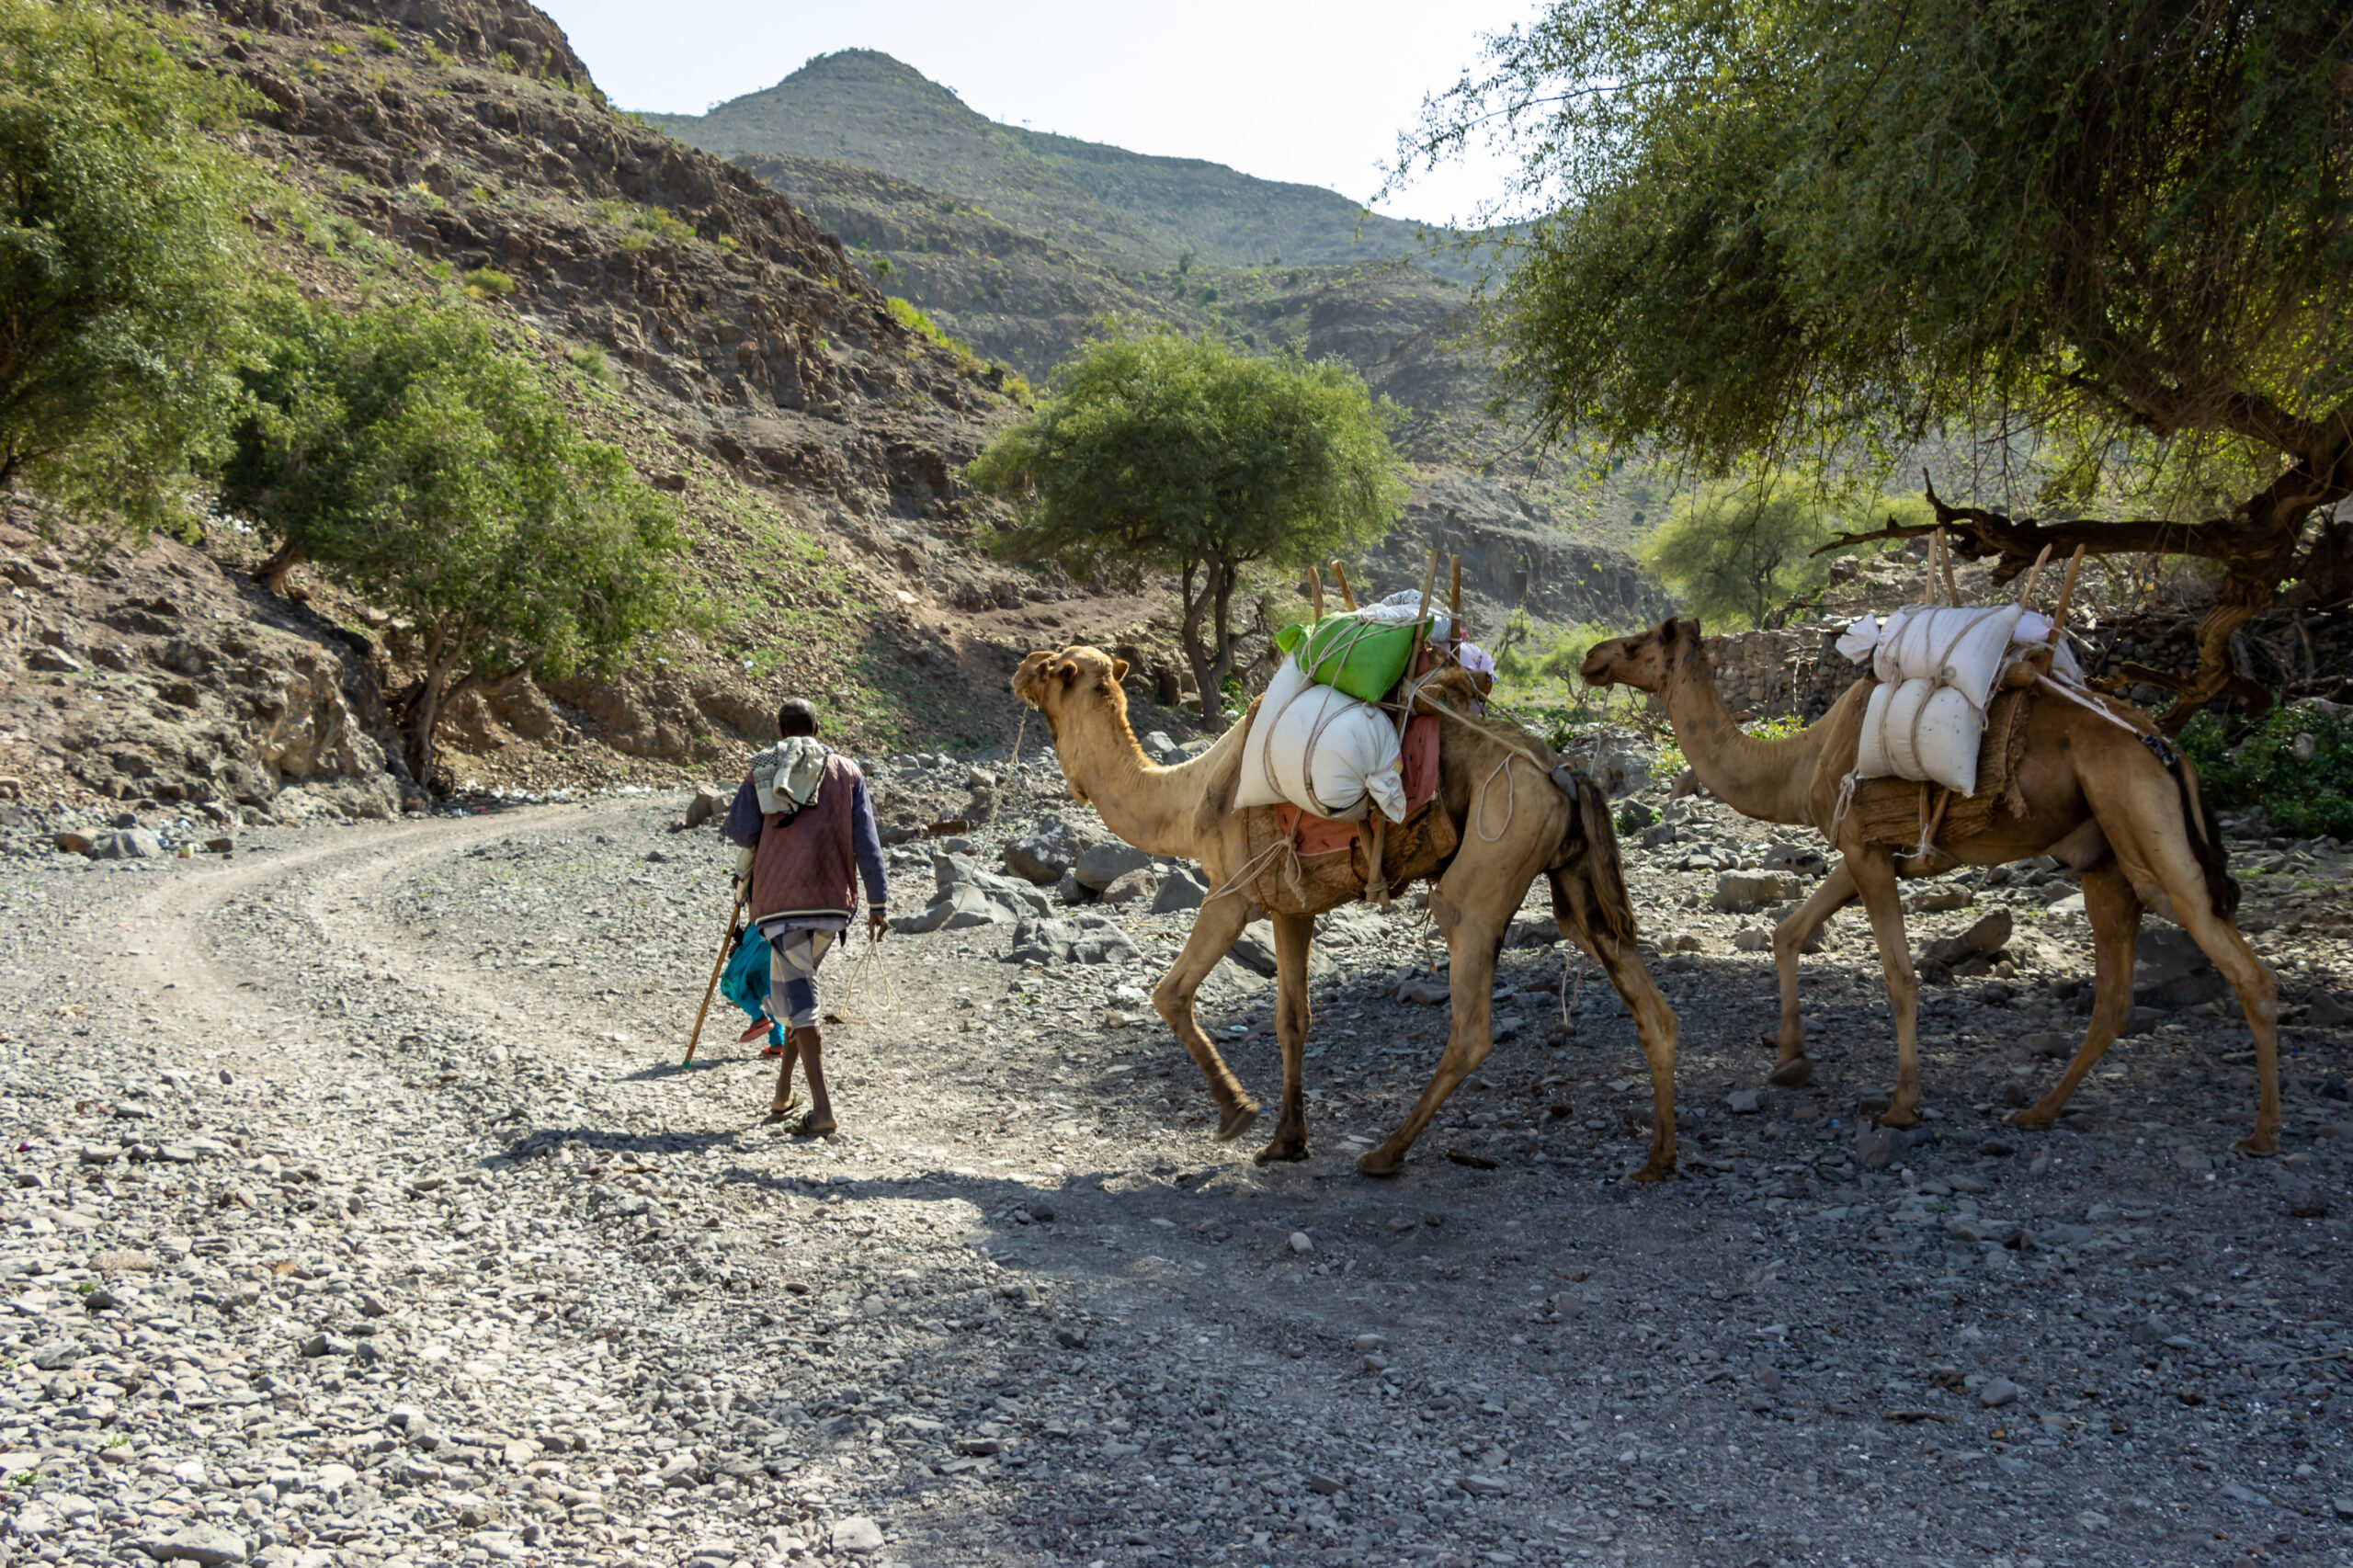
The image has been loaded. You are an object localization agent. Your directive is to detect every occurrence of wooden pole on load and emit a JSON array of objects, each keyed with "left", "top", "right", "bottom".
[
  {"left": 2013, "top": 543, "right": 2054, "bottom": 608},
  {"left": 2047, "top": 547, "right": 2086, "bottom": 637},
  {"left": 1370, "top": 550, "right": 1443, "bottom": 907},
  {"left": 1330, "top": 560, "right": 1358, "bottom": 612},
  {"left": 1939, "top": 529, "right": 1962, "bottom": 606},
  {"left": 1920, "top": 531, "right": 1940, "bottom": 604},
  {"left": 1306, "top": 563, "right": 1326, "bottom": 622},
  {"left": 1448, "top": 555, "right": 1462, "bottom": 649}
]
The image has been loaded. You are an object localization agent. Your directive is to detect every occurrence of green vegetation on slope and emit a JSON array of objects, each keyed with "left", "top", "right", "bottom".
[{"left": 0, "top": 0, "right": 261, "bottom": 541}]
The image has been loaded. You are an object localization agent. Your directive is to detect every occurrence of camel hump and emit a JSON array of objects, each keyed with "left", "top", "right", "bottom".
[{"left": 1192, "top": 698, "right": 1255, "bottom": 840}]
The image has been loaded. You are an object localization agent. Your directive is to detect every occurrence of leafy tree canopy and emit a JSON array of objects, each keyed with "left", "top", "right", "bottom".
[
  {"left": 223, "top": 299, "right": 690, "bottom": 782},
  {"left": 0, "top": 0, "right": 259, "bottom": 539},
  {"left": 970, "top": 325, "right": 1405, "bottom": 722},
  {"left": 1642, "top": 478, "right": 1929, "bottom": 630},
  {"left": 1398, "top": 0, "right": 2353, "bottom": 725}
]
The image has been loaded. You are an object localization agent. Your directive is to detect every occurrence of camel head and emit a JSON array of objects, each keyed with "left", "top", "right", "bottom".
[
  {"left": 1579, "top": 617, "right": 1705, "bottom": 695},
  {"left": 1006, "top": 640, "right": 1124, "bottom": 753}
]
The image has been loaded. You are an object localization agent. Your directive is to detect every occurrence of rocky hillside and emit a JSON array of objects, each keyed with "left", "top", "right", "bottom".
[
  {"left": 656, "top": 51, "right": 1670, "bottom": 631},
  {"left": 7, "top": 0, "right": 1232, "bottom": 826},
  {"left": 646, "top": 51, "right": 1466, "bottom": 277}
]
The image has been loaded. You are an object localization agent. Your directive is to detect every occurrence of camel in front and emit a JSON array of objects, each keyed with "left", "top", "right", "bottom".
[
  {"left": 1013, "top": 645, "right": 1680, "bottom": 1179},
  {"left": 1580, "top": 617, "right": 2281, "bottom": 1153}
]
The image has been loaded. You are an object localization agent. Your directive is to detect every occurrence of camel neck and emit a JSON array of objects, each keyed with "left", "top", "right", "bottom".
[
  {"left": 1659, "top": 660, "right": 1824, "bottom": 827},
  {"left": 1053, "top": 706, "right": 1238, "bottom": 858}
]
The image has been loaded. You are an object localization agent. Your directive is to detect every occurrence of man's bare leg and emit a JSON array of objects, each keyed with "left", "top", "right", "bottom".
[{"left": 786, "top": 1025, "right": 835, "bottom": 1134}]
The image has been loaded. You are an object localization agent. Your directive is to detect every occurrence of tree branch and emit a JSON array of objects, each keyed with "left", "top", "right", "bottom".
[{"left": 1809, "top": 468, "right": 2319, "bottom": 584}]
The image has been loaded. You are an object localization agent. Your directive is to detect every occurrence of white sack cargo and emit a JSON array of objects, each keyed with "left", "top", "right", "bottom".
[
  {"left": 1836, "top": 606, "right": 2085, "bottom": 687},
  {"left": 1854, "top": 677, "right": 1981, "bottom": 793},
  {"left": 1233, "top": 658, "right": 1408, "bottom": 823},
  {"left": 1840, "top": 603, "right": 2080, "bottom": 798},
  {"left": 1369, "top": 588, "right": 1454, "bottom": 644}
]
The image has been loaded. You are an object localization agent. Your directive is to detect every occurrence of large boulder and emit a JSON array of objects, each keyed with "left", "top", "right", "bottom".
[
  {"left": 1074, "top": 842, "right": 1153, "bottom": 892},
  {"left": 91, "top": 828, "right": 165, "bottom": 860},
  {"left": 932, "top": 853, "right": 1051, "bottom": 915},
  {"left": 1710, "top": 871, "right": 1803, "bottom": 914},
  {"left": 1226, "top": 920, "right": 1336, "bottom": 980},
  {"left": 1003, "top": 816, "right": 1099, "bottom": 885},
  {"left": 891, "top": 884, "right": 1020, "bottom": 934},
  {"left": 1918, "top": 911, "right": 2013, "bottom": 969},
  {"left": 683, "top": 784, "right": 731, "bottom": 829},
  {"left": 1098, "top": 869, "right": 1160, "bottom": 906},
  {"left": 2133, "top": 926, "right": 2226, "bottom": 1011},
  {"left": 1150, "top": 867, "right": 1209, "bottom": 914},
  {"left": 1006, "top": 915, "right": 1143, "bottom": 967},
  {"left": 1556, "top": 725, "right": 1658, "bottom": 800}
]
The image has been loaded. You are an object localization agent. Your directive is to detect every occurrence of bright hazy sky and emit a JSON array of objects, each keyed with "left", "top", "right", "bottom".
[{"left": 534, "top": 0, "right": 1540, "bottom": 227}]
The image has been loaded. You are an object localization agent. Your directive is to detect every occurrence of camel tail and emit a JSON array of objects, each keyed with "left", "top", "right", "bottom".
[
  {"left": 1570, "top": 769, "right": 1639, "bottom": 948},
  {"left": 2165, "top": 747, "right": 2239, "bottom": 922}
]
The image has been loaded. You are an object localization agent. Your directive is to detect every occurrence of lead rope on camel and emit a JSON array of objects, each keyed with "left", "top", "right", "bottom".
[
  {"left": 1558, "top": 945, "right": 1584, "bottom": 1037},
  {"left": 988, "top": 707, "right": 1029, "bottom": 831}
]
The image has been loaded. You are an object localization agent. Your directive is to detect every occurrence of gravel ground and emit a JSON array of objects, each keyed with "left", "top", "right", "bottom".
[{"left": 3, "top": 761, "right": 2350, "bottom": 1568}]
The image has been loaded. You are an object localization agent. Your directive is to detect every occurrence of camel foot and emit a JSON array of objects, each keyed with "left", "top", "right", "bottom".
[
  {"left": 1766, "top": 1055, "right": 1814, "bottom": 1088},
  {"left": 1356, "top": 1146, "right": 1405, "bottom": 1178},
  {"left": 2234, "top": 1131, "right": 2279, "bottom": 1157},
  {"left": 1873, "top": 1107, "right": 1921, "bottom": 1131},
  {"left": 2006, "top": 1107, "right": 2058, "bottom": 1131},
  {"left": 1253, "top": 1136, "right": 1310, "bottom": 1166},
  {"left": 1214, "top": 1101, "right": 1261, "bottom": 1143},
  {"left": 1628, "top": 1155, "right": 1677, "bottom": 1183}
]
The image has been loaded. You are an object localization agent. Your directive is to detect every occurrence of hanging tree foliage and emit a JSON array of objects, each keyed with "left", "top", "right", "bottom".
[{"left": 1395, "top": 0, "right": 2353, "bottom": 727}]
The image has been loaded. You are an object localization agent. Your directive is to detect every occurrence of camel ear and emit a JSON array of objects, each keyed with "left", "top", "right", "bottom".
[
  {"left": 1051, "top": 659, "right": 1080, "bottom": 686},
  {"left": 1109, "top": 658, "right": 1130, "bottom": 685}
]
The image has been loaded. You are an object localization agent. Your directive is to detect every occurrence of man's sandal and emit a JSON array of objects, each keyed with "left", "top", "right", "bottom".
[{"left": 783, "top": 1111, "right": 836, "bottom": 1137}]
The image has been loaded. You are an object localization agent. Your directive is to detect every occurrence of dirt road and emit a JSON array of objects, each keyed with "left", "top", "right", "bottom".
[{"left": 2, "top": 785, "right": 2348, "bottom": 1568}]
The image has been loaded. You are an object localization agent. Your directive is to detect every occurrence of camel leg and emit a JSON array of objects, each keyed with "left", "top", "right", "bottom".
[
  {"left": 2176, "top": 899, "right": 2282, "bottom": 1154},
  {"left": 1151, "top": 890, "right": 1262, "bottom": 1143},
  {"left": 1549, "top": 864, "right": 1681, "bottom": 1180},
  {"left": 1255, "top": 912, "right": 1315, "bottom": 1165},
  {"left": 2082, "top": 759, "right": 2280, "bottom": 1153},
  {"left": 1358, "top": 892, "right": 1510, "bottom": 1177},
  {"left": 1589, "top": 926, "right": 1681, "bottom": 1181},
  {"left": 1763, "top": 863, "right": 1857, "bottom": 1087},
  {"left": 2011, "top": 861, "right": 2140, "bottom": 1131},
  {"left": 1847, "top": 846, "right": 1926, "bottom": 1129}
]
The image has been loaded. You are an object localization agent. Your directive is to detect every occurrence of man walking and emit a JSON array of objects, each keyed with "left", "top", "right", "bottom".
[{"left": 723, "top": 699, "right": 888, "bottom": 1135}]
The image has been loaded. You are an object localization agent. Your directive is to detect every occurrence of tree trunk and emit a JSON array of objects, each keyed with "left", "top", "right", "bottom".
[
  {"left": 256, "top": 540, "right": 306, "bottom": 597},
  {"left": 1176, "top": 555, "right": 1251, "bottom": 724}
]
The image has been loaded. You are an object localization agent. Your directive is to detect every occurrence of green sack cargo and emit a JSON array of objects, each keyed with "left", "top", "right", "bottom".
[{"left": 1274, "top": 608, "right": 1449, "bottom": 704}]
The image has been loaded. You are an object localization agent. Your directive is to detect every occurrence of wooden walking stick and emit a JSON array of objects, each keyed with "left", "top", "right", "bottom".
[{"left": 682, "top": 887, "right": 747, "bottom": 1067}]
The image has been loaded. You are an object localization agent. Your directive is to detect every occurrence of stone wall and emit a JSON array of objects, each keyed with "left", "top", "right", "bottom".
[{"left": 1703, "top": 626, "right": 1857, "bottom": 722}]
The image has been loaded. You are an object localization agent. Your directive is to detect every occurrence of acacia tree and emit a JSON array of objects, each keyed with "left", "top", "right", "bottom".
[
  {"left": 223, "top": 300, "right": 689, "bottom": 783},
  {"left": 1396, "top": 0, "right": 2353, "bottom": 727},
  {"left": 0, "top": 0, "right": 257, "bottom": 538},
  {"left": 1643, "top": 478, "right": 1930, "bottom": 628},
  {"left": 970, "top": 327, "right": 1404, "bottom": 722}
]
